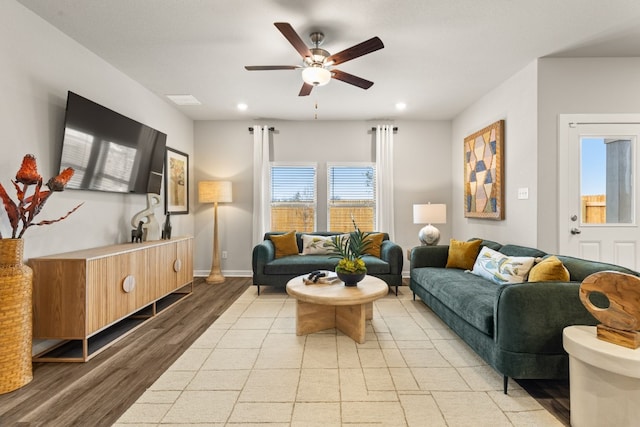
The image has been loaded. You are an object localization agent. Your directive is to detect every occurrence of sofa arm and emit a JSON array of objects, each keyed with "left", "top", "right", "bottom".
[
  {"left": 252, "top": 240, "right": 275, "bottom": 274},
  {"left": 495, "top": 282, "right": 598, "bottom": 354},
  {"left": 410, "top": 245, "right": 449, "bottom": 269},
  {"left": 380, "top": 240, "right": 403, "bottom": 275}
]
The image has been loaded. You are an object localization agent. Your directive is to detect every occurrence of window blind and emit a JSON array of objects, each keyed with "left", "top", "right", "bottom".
[
  {"left": 270, "top": 164, "right": 317, "bottom": 232},
  {"left": 327, "top": 163, "right": 376, "bottom": 231}
]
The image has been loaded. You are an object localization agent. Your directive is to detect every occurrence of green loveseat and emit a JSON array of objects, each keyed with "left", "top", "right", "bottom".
[
  {"left": 409, "top": 238, "right": 639, "bottom": 394},
  {"left": 252, "top": 231, "right": 403, "bottom": 295}
]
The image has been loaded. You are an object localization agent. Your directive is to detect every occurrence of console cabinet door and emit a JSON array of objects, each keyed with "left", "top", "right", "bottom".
[
  {"left": 149, "top": 238, "right": 194, "bottom": 297},
  {"left": 175, "top": 238, "right": 194, "bottom": 288},
  {"left": 86, "top": 250, "right": 148, "bottom": 334},
  {"left": 149, "top": 244, "right": 177, "bottom": 297}
]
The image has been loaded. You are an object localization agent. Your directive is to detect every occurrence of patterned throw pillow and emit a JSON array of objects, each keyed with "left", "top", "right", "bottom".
[
  {"left": 471, "top": 246, "right": 536, "bottom": 284},
  {"left": 301, "top": 234, "right": 334, "bottom": 255},
  {"left": 528, "top": 255, "right": 570, "bottom": 282},
  {"left": 445, "top": 239, "right": 482, "bottom": 270},
  {"left": 271, "top": 231, "right": 299, "bottom": 258}
]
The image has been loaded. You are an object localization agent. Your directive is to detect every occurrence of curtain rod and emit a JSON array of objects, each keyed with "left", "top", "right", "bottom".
[
  {"left": 248, "top": 126, "right": 275, "bottom": 133},
  {"left": 370, "top": 126, "right": 398, "bottom": 132}
]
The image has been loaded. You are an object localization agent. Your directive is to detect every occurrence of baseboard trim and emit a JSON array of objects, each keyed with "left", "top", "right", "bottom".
[{"left": 194, "top": 270, "right": 252, "bottom": 278}]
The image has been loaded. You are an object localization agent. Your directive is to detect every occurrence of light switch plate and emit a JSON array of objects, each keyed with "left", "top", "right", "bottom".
[{"left": 517, "top": 187, "right": 529, "bottom": 200}]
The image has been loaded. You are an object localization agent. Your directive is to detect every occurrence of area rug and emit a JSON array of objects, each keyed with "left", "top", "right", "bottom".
[{"left": 114, "top": 286, "right": 562, "bottom": 426}]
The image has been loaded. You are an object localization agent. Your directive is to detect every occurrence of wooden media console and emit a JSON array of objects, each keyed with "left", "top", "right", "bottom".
[{"left": 30, "top": 236, "right": 193, "bottom": 362}]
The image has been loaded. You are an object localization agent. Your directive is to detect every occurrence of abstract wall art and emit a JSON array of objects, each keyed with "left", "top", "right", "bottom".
[{"left": 464, "top": 120, "right": 504, "bottom": 220}]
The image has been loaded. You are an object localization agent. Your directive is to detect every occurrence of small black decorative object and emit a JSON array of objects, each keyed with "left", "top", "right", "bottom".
[
  {"left": 307, "top": 270, "right": 326, "bottom": 283},
  {"left": 162, "top": 212, "right": 172, "bottom": 240},
  {"left": 131, "top": 220, "right": 143, "bottom": 243}
]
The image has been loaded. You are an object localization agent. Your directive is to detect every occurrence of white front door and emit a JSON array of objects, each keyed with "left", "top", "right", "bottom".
[{"left": 559, "top": 115, "right": 640, "bottom": 270}]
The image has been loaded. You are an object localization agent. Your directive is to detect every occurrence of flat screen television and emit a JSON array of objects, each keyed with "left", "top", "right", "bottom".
[{"left": 58, "top": 91, "right": 167, "bottom": 194}]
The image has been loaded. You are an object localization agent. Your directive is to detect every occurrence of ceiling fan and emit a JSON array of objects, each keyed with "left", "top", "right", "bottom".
[{"left": 245, "top": 22, "right": 384, "bottom": 96}]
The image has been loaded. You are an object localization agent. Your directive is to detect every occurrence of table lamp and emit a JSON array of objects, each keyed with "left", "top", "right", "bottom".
[
  {"left": 199, "top": 181, "right": 232, "bottom": 284},
  {"left": 413, "top": 203, "right": 446, "bottom": 245}
]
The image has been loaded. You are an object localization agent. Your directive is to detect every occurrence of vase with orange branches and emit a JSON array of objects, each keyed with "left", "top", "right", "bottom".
[
  {"left": 0, "top": 154, "right": 82, "bottom": 239},
  {"left": 0, "top": 154, "right": 82, "bottom": 394}
]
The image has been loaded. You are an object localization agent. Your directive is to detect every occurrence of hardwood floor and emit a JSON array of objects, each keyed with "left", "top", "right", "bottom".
[
  {"left": 0, "top": 277, "right": 570, "bottom": 426},
  {"left": 0, "top": 277, "right": 251, "bottom": 427},
  {"left": 516, "top": 378, "right": 571, "bottom": 426}
]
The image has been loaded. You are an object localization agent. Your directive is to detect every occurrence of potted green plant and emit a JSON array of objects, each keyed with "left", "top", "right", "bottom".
[{"left": 325, "top": 219, "right": 372, "bottom": 286}]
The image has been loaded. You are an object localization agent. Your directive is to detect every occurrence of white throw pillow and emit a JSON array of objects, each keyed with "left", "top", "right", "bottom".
[
  {"left": 471, "top": 246, "right": 535, "bottom": 285},
  {"left": 301, "top": 234, "right": 335, "bottom": 255}
]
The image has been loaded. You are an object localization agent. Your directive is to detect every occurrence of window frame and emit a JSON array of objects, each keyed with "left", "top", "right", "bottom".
[
  {"left": 269, "top": 162, "right": 318, "bottom": 232},
  {"left": 326, "top": 162, "right": 377, "bottom": 232}
]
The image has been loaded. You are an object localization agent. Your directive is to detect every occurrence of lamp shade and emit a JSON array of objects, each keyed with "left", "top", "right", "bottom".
[
  {"left": 302, "top": 66, "right": 331, "bottom": 86},
  {"left": 413, "top": 203, "right": 446, "bottom": 224},
  {"left": 199, "top": 181, "right": 232, "bottom": 204}
]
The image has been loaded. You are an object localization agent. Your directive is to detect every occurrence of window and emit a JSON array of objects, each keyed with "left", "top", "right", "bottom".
[
  {"left": 580, "top": 136, "right": 634, "bottom": 224},
  {"left": 327, "top": 163, "right": 376, "bottom": 231},
  {"left": 270, "top": 163, "right": 317, "bottom": 232}
]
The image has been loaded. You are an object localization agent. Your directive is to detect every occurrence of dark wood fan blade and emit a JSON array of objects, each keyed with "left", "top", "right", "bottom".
[
  {"left": 326, "top": 37, "right": 384, "bottom": 66},
  {"left": 331, "top": 69, "right": 374, "bottom": 89},
  {"left": 245, "top": 65, "right": 300, "bottom": 70},
  {"left": 274, "top": 22, "right": 313, "bottom": 59},
  {"left": 298, "top": 82, "right": 313, "bottom": 96}
]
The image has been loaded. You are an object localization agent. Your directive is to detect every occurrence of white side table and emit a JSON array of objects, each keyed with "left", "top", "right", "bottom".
[{"left": 563, "top": 325, "right": 640, "bottom": 427}]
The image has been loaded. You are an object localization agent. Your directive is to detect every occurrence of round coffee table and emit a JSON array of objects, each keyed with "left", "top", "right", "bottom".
[{"left": 286, "top": 274, "right": 388, "bottom": 344}]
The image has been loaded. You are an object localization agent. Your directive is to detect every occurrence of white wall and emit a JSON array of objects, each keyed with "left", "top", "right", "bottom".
[
  {"left": 451, "top": 61, "right": 539, "bottom": 247},
  {"left": 1, "top": 1, "right": 194, "bottom": 259},
  {"left": 537, "top": 57, "right": 640, "bottom": 252},
  {"left": 194, "top": 120, "right": 451, "bottom": 277}
]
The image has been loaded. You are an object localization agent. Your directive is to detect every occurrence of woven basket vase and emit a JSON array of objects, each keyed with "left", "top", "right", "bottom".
[{"left": 0, "top": 239, "right": 33, "bottom": 394}]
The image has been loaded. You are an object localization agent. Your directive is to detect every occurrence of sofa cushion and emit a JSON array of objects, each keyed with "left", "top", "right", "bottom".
[
  {"left": 555, "top": 255, "right": 640, "bottom": 282},
  {"left": 412, "top": 267, "right": 499, "bottom": 336},
  {"left": 446, "top": 239, "right": 482, "bottom": 270},
  {"left": 264, "top": 254, "right": 391, "bottom": 275},
  {"left": 264, "top": 255, "right": 336, "bottom": 274},
  {"left": 470, "top": 237, "right": 502, "bottom": 251},
  {"left": 471, "top": 246, "right": 536, "bottom": 285},
  {"left": 528, "top": 255, "right": 570, "bottom": 282},
  {"left": 271, "top": 231, "right": 299, "bottom": 258},
  {"left": 301, "top": 234, "right": 334, "bottom": 255},
  {"left": 499, "top": 244, "right": 547, "bottom": 258}
]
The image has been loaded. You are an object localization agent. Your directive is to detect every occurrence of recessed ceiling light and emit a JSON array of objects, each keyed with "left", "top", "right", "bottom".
[
  {"left": 395, "top": 102, "right": 407, "bottom": 111},
  {"left": 237, "top": 103, "right": 248, "bottom": 111},
  {"left": 166, "top": 94, "right": 201, "bottom": 105}
]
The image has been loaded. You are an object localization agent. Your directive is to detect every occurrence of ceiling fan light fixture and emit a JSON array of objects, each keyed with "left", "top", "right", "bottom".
[{"left": 302, "top": 66, "right": 331, "bottom": 86}]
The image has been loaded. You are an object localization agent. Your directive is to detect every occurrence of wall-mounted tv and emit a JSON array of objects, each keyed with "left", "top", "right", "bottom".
[{"left": 58, "top": 91, "right": 167, "bottom": 194}]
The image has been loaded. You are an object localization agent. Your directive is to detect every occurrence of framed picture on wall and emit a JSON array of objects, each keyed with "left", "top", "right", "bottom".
[
  {"left": 464, "top": 120, "right": 505, "bottom": 220},
  {"left": 164, "top": 147, "right": 189, "bottom": 214}
]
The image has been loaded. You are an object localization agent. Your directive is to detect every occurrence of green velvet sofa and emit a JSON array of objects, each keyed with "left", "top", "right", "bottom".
[
  {"left": 252, "top": 231, "right": 403, "bottom": 295},
  {"left": 409, "top": 239, "right": 639, "bottom": 394}
]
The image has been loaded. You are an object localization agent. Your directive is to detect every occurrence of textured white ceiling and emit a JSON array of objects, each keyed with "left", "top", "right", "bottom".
[{"left": 17, "top": 0, "right": 640, "bottom": 121}]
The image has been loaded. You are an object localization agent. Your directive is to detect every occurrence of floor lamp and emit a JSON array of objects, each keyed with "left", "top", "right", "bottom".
[
  {"left": 199, "top": 181, "right": 232, "bottom": 284},
  {"left": 413, "top": 203, "right": 446, "bottom": 245}
]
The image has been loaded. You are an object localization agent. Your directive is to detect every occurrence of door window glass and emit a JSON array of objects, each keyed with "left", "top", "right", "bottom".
[{"left": 580, "top": 137, "right": 634, "bottom": 224}]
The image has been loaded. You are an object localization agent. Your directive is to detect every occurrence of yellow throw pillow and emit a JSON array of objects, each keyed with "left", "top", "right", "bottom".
[
  {"left": 445, "top": 239, "right": 482, "bottom": 270},
  {"left": 271, "top": 231, "right": 299, "bottom": 258},
  {"left": 528, "top": 255, "right": 570, "bottom": 282},
  {"left": 363, "top": 233, "right": 385, "bottom": 258}
]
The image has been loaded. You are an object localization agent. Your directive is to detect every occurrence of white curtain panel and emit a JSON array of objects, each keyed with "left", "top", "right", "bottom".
[
  {"left": 375, "top": 124, "right": 395, "bottom": 239},
  {"left": 252, "top": 125, "right": 271, "bottom": 246}
]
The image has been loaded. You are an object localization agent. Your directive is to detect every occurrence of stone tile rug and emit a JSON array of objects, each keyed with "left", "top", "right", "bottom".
[{"left": 115, "top": 286, "right": 562, "bottom": 426}]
